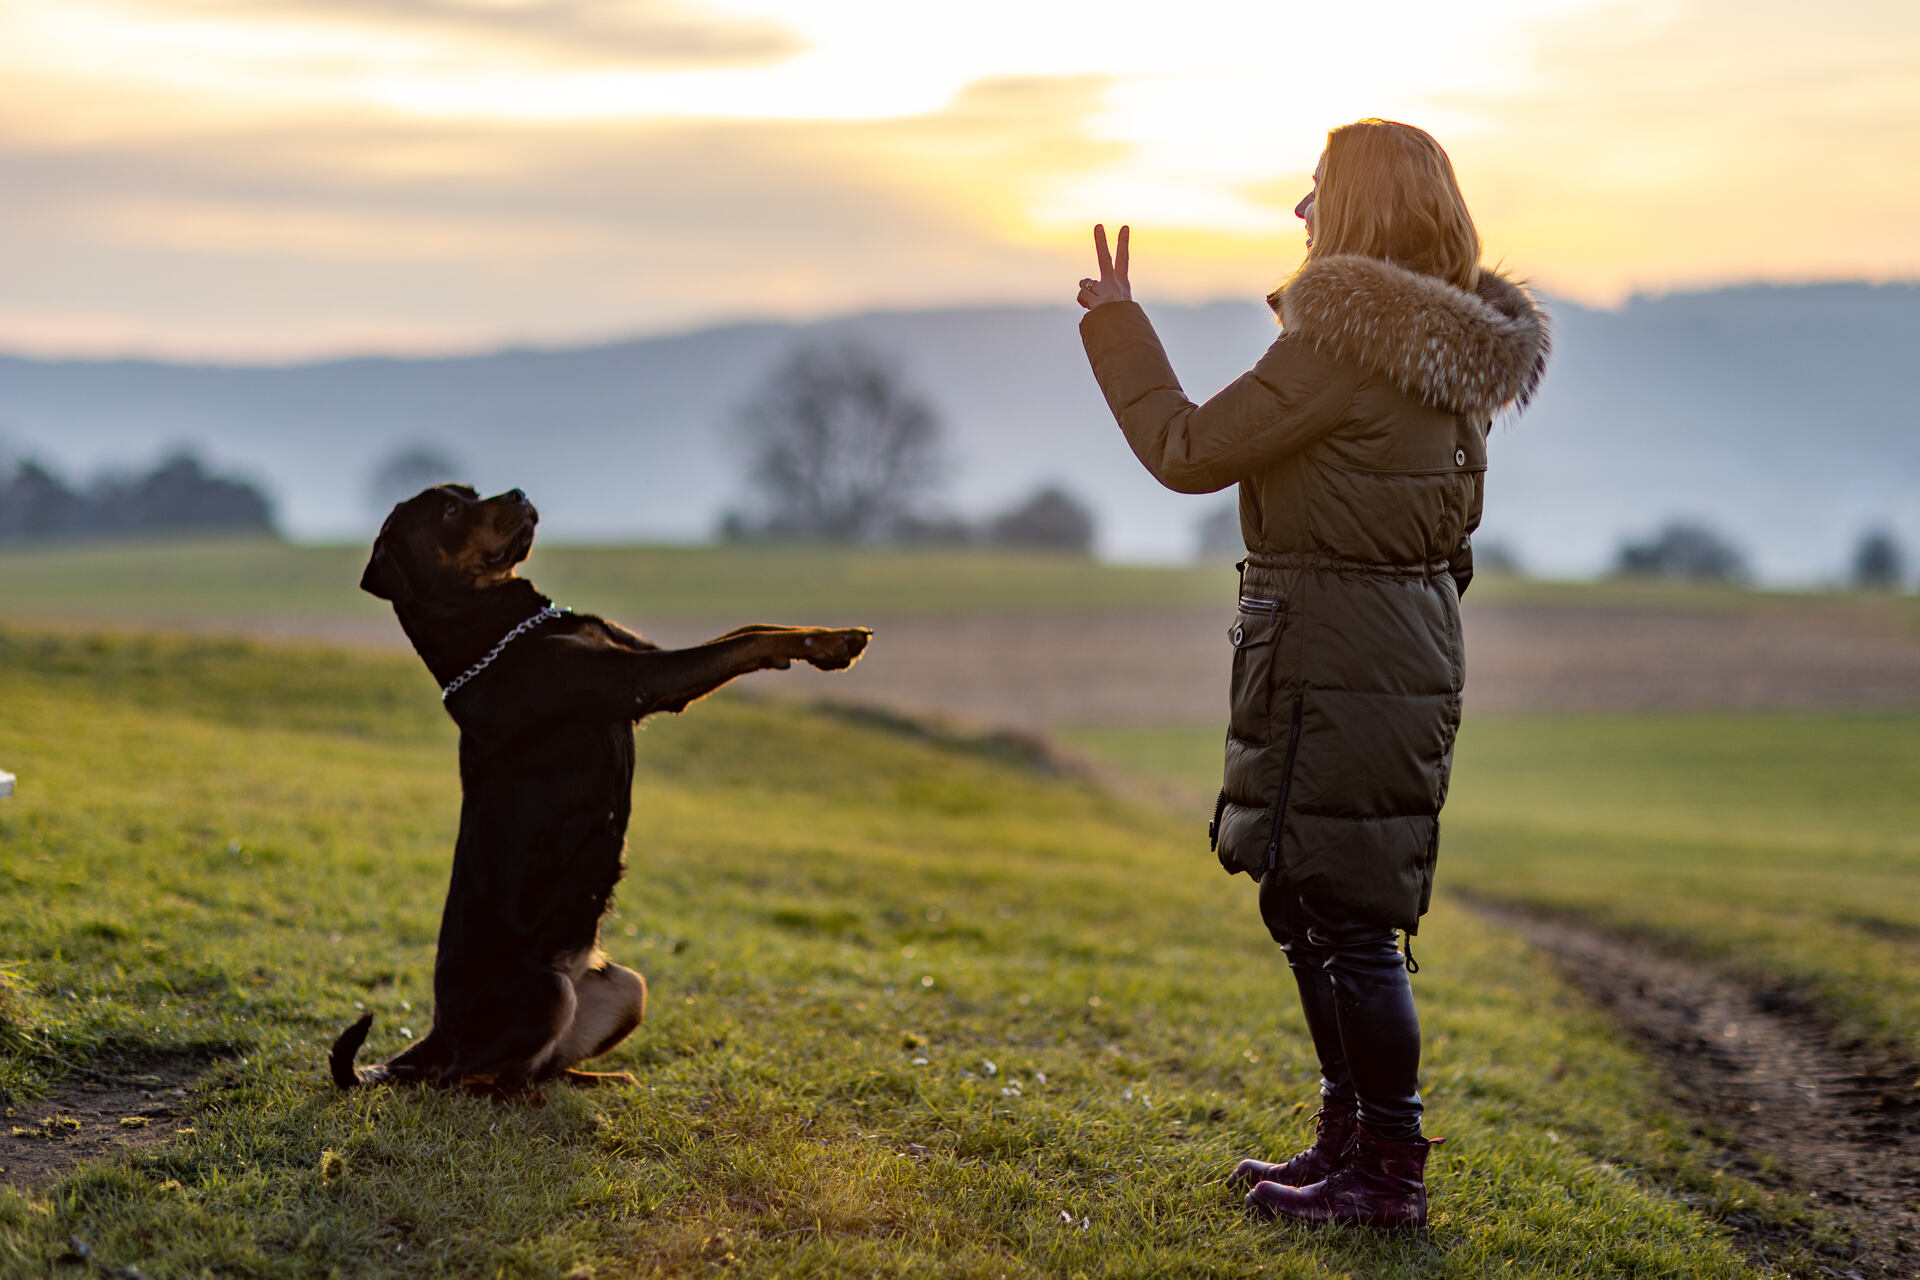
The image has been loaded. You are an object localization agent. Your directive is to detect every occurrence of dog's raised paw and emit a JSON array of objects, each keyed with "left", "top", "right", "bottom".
[{"left": 806, "top": 630, "right": 869, "bottom": 670}]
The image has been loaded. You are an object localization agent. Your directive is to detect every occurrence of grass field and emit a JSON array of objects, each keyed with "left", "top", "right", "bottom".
[
  {"left": 0, "top": 629, "right": 1818, "bottom": 1278},
  {"left": 0, "top": 538, "right": 1237, "bottom": 627},
  {"left": 3, "top": 535, "right": 1912, "bottom": 631},
  {"left": 1061, "top": 714, "right": 1920, "bottom": 1061}
]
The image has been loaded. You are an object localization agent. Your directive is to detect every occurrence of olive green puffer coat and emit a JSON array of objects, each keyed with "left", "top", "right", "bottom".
[{"left": 1081, "top": 254, "right": 1549, "bottom": 932}]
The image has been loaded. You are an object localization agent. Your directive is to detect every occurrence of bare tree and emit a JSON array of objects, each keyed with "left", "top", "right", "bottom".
[
  {"left": 1614, "top": 519, "right": 1750, "bottom": 584},
  {"left": 0, "top": 458, "right": 83, "bottom": 541},
  {"left": 728, "top": 342, "right": 944, "bottom": 542},
  {"left": 367, "top": 444, "right": 464, "bottom": 517},
  {"left": 988, "top": 484, "right": 1097, "bottom": 554},
  {"left": 1851, "top": 527, "right": 1908, "bottom": 591}
]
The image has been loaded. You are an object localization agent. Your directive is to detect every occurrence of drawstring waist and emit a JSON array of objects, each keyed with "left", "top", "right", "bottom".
[{"left": 1238, "top": 552, "right": 1453, "bottom": 583}]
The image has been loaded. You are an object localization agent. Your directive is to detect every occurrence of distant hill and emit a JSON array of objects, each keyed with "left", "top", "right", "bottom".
[{"left": 2, "top": 282, "right": 1916, "bottom": 582}]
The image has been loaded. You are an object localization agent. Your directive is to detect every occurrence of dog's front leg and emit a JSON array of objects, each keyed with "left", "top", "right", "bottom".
[
  {"left": 707, "top": 624, "right": 814, "bottom": 639},
  {"left": 635, "top": 627, "right": 870, "bottom": 716},
  {"left": 600, "top": 619, "right": 660, "bottom": 652}
]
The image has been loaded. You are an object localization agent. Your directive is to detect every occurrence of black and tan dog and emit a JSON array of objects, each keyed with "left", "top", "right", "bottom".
[{"left": 330, "top": 484, "right": 869, "bottom": 1090}]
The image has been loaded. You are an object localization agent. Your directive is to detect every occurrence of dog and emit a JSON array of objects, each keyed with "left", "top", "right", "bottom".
[{"left": 330, "top": 484, "right": 869, "bottom": 1090}]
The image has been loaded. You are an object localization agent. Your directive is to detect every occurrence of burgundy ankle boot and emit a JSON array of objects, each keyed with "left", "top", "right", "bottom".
[
  {"left": 1244, "top": 1125, "right": 1440, "bottom": 1228},
  {"left": 1228, "top": 1099, "right": 1358, "bottom": 1189}
]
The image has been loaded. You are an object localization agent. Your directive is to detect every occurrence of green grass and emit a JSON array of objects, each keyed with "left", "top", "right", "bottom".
[
  {"left": 0, "top": 630, "right": 1799, "bottom": 1277},
  {"left": 4, "top": 536, "right": 1913, "bottom": 635},
  {"left": 1062, "top": 714, "right": 1920, "bottom": 1059},
  {"left": 1462, "top": 572, "right": 1918, "bottom": 615},
  {"left": 0, "top": 538, "right": 1238, "bottom": 627}
]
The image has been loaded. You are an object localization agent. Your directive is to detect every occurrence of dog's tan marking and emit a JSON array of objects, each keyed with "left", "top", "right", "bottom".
[
  {"left": 553, "top": 963, "right": 647, "bottom": 1067},
  {"left": 518, "top": 948, "right": 645, "bottom": 1081},
  {"left": 454, "top": 515, "right": 530, "bottom": 589},
  {"left": 555, "top": 946, "right": 610, "bottom": 982}
]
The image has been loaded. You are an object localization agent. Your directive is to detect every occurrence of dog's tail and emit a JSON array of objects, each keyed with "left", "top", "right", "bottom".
[{"left": 329, "top": 1013, "right": 391, "bottom": 1088}]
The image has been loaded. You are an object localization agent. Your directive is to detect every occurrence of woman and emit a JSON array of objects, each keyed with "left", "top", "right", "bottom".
[{"left": 1076, "top": 119, "right": 1548, "bottom": 1228}]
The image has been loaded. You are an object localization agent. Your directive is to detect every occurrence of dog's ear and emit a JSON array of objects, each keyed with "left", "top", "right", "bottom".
[{"left": 360, "top": 534, "right": 414, "bottom": 603}]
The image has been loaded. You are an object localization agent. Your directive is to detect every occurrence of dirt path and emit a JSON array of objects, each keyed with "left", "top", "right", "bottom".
[
  {"left": 1464, "top": 896, "right": 1920, "bottom": 1278},
  {"left": 2, "top": 1061, "right": 199, "bottom": 1192}
]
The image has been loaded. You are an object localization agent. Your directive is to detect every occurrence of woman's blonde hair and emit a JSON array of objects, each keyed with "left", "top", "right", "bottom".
[{"left": 1309, "top": 119, "right": 1480, "bottom": 291}]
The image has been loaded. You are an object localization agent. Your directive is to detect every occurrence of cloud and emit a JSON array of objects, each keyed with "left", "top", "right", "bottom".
[
  {"left": 6, "top": 0, "right": 1916, "bottom": 355},
  {"left": 0, "top": 76, "right": 1129, "bottom": 356},
  {"left": 1440, "top": 0, "right": 1920, "bottom": 300},
  {"left": 112, "top": 0, "right": 802, "bottom": 69}
]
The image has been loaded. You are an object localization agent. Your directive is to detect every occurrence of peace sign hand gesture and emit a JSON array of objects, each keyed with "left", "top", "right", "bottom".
[{"left": 1076, "top": 223, "right": 1131, "bottom": 310}]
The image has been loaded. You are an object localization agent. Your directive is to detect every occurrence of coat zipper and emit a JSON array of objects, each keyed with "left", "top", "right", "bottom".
[
  {"left": 1264, "top": 693, "right": 1305, "bottom": 877},
  {"left": 1208, "top": 786, "right": 1227, "bottom": 851}
]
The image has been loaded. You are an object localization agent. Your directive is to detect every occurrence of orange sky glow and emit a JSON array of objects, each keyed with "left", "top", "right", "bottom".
[{"left": 2, "top": 0, "right": 1916, "bottom": 357}]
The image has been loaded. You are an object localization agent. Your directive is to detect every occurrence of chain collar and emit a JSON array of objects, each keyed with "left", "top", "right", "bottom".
[{"left": 439, "top": 605, "right": 566, "bottom": 702}]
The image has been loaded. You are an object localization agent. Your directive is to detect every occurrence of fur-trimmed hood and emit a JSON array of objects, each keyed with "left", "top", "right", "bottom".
[{"left": 1268, "top": 255, "right": 1550, "bottom": 417}]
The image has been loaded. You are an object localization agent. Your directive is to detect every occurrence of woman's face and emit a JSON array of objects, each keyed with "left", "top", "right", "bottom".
[{"left": 1295, "top": 155, "right": 1323, "bottom": 248}]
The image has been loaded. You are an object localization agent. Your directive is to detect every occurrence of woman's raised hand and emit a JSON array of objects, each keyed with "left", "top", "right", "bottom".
[{"left": 1076, "top": 223, "right": 1131, "bottom": 310}]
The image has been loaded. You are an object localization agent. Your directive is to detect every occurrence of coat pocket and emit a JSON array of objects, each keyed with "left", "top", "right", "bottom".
[
  {"left": 1227, "top": 595, "right": 1287, "bottom": 745},
  {"left": 1262, "top": 692, "right": 1306, "bottom": 878}
]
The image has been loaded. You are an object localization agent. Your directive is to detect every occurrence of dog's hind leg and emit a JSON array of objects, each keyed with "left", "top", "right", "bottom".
[
  {"left": 386, "top": 1028, "right": 451, "bottom": 1081},
  {"left": 444, "top": 969, "right": 578, "bottom": 1089},
  {"left": 542, "top": 962, "right": 647, "bottom": 1085}
]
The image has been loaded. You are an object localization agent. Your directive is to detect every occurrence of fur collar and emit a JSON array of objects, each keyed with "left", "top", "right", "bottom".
[{"left": 1268, "top": 255, "right": 1550, "bottom": 417}]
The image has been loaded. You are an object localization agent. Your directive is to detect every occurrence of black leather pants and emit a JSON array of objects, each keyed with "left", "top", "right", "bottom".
[{"left": 1259, "top": 873, "right": 1423, "bottom": 1142}]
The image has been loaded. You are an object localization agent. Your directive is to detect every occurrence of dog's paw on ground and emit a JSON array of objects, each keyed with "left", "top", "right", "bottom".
[{"left": 559, "top": 1069, "right": 639, "bottom": 1089}]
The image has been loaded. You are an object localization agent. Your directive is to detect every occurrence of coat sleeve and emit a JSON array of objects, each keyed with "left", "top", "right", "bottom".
[{"left": 1079, "top": 300, "right": 1359, "bottom": 495}]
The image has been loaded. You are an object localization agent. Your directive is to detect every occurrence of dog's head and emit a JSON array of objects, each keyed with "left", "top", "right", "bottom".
[{"left": 361, "top": 484, "right": 540, "bottom": 604}]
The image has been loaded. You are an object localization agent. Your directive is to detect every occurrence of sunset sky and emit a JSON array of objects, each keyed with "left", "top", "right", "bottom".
[{"left": 3, "top": 0, "right": 1916, "bottom": 358}]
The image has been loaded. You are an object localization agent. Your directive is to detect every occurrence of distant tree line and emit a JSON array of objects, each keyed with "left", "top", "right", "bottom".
[
  {"left": 891, "top": 484, "right": 1099, "bottom": 554},
  {"left": 1851, "top": 527, "right": 1908, "bottom": 591},
  {"left": 1611, "top": 518, "right": 1911, "bottom": 591},
  {"left": 1193, "top": 503, "right": 1242, "bottom": 561},
  {"left": 719, "top": 341, "right": 1098, "bottom": 554},
  {"left": 0, "top": 450, "right": 277, "bottom": 543},
  {"left": 1188, "top": 505, "right": 1915, "bottom": 590},
  {"left": 1197, "top": 511, "right": 1913, "bottom": 591},
  {"left": 1614, "top": 520, "right": 1752, "bottom": 584},
  {"left": 366, "top": 445, "right": 466, "bottom": 518}
]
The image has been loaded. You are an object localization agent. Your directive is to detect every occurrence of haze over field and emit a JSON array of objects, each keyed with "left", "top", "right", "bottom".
[{"left": 5, "top": 281, "right": 1918, "bottom": 583}]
